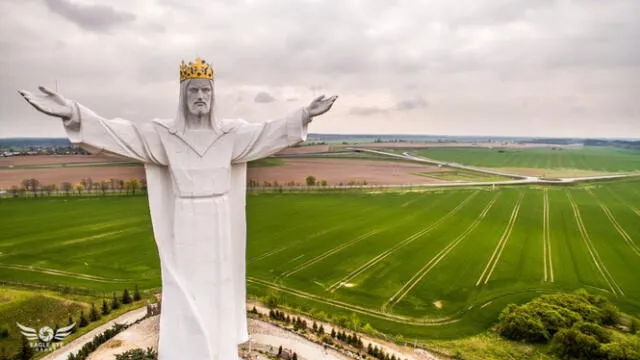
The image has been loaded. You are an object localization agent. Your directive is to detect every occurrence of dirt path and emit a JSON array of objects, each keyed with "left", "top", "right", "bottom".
[{"left": 42, "top": 307, "right": 147, "bottom": 360}]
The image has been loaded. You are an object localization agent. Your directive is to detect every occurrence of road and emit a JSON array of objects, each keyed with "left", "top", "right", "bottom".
[{"left": 351, "top": 148, "right": 638, "bottom": 186}]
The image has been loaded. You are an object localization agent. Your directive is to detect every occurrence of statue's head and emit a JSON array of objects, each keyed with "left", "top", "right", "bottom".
[
  {"left": 185, "top": 78, "right": 213, "bottom": 117},
  {"left": 177, "top": 57, "right": 216, "bottom": 129}
]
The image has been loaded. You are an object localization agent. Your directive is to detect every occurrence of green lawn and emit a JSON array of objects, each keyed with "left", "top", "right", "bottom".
[
  {"left": 411, "top": 146, "right": 640, "bottom": 172},
  {"left": 2, "top": 179, "right": 640, "bottom": 343}
]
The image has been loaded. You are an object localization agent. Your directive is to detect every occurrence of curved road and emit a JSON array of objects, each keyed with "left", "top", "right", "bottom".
[{"left": 350, "top": 147, "right": 639, "bottom": 186}]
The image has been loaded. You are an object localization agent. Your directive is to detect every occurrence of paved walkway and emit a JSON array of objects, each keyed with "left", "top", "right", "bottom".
[{"left": 42, "top": 307, "right": 147, "bottom": 360}]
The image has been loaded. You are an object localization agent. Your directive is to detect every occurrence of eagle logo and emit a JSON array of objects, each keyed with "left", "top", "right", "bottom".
[{"left": 16, "top": 322, "right": 75, "bottom": 345}]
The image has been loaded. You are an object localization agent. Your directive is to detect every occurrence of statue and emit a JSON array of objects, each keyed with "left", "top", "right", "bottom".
[{"left": 17, "top": 57, "right": 338, "bottom": 360}]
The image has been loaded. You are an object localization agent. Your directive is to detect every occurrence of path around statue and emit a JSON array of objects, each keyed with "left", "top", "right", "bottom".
[
  {"left": 42, "top": 303, "right": 438, "bottom": 360},
  {"left": 42, "top": 307, "right": 148, "bottom": 360}
]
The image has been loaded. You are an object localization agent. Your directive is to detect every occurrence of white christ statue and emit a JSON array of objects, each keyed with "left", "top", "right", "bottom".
[{"left": 18, "top": 57, "right": 337, "bottom": 360}]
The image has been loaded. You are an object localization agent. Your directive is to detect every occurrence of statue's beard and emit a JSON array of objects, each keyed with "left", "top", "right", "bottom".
[{"left": 185, "top": 108, "right": 211, "bottom": 129}]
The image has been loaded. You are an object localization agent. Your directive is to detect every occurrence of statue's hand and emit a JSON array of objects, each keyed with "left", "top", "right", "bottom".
[
  {"left": 18, "top": 86, "right": 73, "bottom": 119},
  {"left": 305, "top": 95, "right": 338, "bottom": 117}
]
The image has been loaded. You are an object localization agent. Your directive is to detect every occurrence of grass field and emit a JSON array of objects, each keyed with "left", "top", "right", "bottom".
[
  {"left": 2, "top": 179, "right": 640, "bottom": 344},
  {"left": 412, "top": 146, "right": 640, "bottom": 172}
]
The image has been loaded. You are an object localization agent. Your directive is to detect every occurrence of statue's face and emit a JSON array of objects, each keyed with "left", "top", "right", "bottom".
[{"left": 186, "top": 79, "right": 213, "bottom": 116}]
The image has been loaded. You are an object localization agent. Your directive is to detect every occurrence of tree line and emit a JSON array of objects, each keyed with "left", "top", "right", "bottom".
[{"left": 5, "top": 177, "right": 146, "bottom": 197}]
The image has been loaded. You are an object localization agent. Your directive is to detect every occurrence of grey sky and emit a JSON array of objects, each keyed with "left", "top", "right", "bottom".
[{"left": 1, "top": 0, "right": 638, "bottom": 138}]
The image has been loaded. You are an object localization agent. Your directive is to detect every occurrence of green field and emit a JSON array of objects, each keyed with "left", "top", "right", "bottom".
[
  {"left": 2, "top": 179, "right": 640, "bottom": 343},
  {"left": 412, "top": 146, "right": 640, "bottom": 172}
]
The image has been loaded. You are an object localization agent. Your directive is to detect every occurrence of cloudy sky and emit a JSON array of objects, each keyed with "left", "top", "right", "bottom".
[{"left": 1, "top": 0, "right": 638, "bottom": 138}]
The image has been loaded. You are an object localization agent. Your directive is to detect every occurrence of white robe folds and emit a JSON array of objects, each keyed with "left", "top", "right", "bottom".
[{"left": 63, "top": 102, "right": 308, "bottom": 360}]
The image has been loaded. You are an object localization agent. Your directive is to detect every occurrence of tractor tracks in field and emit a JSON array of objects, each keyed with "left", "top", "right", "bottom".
[
  {"left": 248, "top": 277, "right": 460, "bottom": 326},
  {"left": 0, "top": 263, "right": 131, "bottom": 283},
  {"left": 566, "top": 191, "right": 624, "bottom": 296},
  {"left": 605, "top": 187, "right": 640, "bottom": 218},
  {"left": 543, "top": 189, "right": 554, "bottom": 282},
  {"left": 250, "top": 225, "right": 346, "bottom": 263},
  {"left": 585, "top": 189, "right": 640, "bottom": 257},
  {"left": 383, "top": 193, "right": 500, "bottom": 312},
  {"left": 326, "top": 191, "right": 480, "bottom": 293},
  {"left": 476, "top": 193, "right": 524, "bottom": 286},
  {"left": 281, "top": 230, "right": 381, "bottom": 277}
]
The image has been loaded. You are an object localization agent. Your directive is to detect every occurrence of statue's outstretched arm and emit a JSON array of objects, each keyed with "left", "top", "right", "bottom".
[
  {"left": 231, "top": 95, "right": 337, "bottom": 163},
  {"left": 18, "top": 86, "right": 167, "bottom": 165}
]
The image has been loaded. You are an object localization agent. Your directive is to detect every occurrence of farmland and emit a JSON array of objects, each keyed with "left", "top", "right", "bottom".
[
  {"left": 412, "top": 146, "right": 640, "bottom": 173},
  {"left": 2, "top": 178, "right": 640, "bottom": 343}
]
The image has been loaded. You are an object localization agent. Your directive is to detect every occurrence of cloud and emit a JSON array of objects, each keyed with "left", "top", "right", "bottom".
[
  {"left": 396, "top": 97, "right": 429, "bottom": 111},
  {"left": 349, "top": 106, "right": 388, "bottom": 116},
  {"left": 254, "top": 92, "right": 276, "bottom": 103},
  {"left": 1, "top": 0, "right": 639, "bottom": 138},
  {"left": 44, "top": 0, "right": 136, "bottom": 33}
]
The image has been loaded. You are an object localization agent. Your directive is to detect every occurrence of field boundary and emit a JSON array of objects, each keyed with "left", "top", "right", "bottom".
[
  {"left": 281, "top": 229, "right": 381, "bottom": 277},
  {"left": 0, "top": 263, "right": 131, "bottom": 283},
  {"left": 475, "top": 193, "right": 524, "bottom": 286},
  {"left": 566, "top": 191, "right": 624, "bottom": 296},
  {"left": 383, "top": 193, "right": 500, "bottom": 311},
  {"left": 543, "top": 189, "right": 554, "bottom": 282},
  {"left": 327, "top": 191, "right": 480, "bottom": 292}
]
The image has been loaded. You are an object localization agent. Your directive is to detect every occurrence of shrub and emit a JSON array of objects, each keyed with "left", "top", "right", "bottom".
[
  {"left": 496, "top": 305, "right": 550, "bottom": 342},
  {"left": 115, "top": 348, "right": 158, "bottom": 360},
  {"left": 552, "top": 328, "right": 602, "bottom": 360},
  {"left": 573, "top": 322, "right": 611, "bottom": 344}
]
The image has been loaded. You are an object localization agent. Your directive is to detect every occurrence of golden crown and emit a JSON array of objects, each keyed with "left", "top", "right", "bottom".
[{"left": 179, "top": 57, "right": 214, "bottom": 82}]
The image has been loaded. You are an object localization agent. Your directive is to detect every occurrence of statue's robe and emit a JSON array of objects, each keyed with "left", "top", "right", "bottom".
[{"left": 63, "top": 102, "right": 308, "bottom": 360}]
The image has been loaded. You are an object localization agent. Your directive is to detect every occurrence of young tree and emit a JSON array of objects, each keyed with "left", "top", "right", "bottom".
[
  {"left": 292, "top": 352, "right": 298, "bottom": 360},
  {"left": 133, "top": 285, "right": 141, "bottom": 301},
  {"left": 318, "top": 324, "right": 325, "bottom": 335},
  {"left": 78, "top": 311, "right": 89, "bottom": 328},
  {"left": 61, "top": 182, "right": 72, "bottom": 196},
  {"left": 100, "top": 180, "right": 110, "bottom": 195},
  {"left": 101, "top": 299, "right": 110, "bottom": 316},
  {"left": 305, "top": 175, "right": 316, "bottom": 186},
  {"left": 129, "top": 179, "right": 140, "bottom": 195},
  {"left": 89, "top": 303, "right": 101, "bottom": 321},
  {"left": 14, "top": 335, "right": 35, "bottom": 360},
  {"left": 111, "top": 292, "right": 121, "bottom": 310},
  {"left": 74, "top": 183, "right": 85, "bottom": 195},
  {"left": 122, "top": 289, "right": 132, "bottom": 304}
]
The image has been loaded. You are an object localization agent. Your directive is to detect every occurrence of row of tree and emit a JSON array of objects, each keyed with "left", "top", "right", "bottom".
[
  {"left": 331, "top": 329, "right": 364, "bottom": 349},
  {"left": 6, "top": 178, "right": 146, "bottom": 197},
  {"left": 247, "top": 177, "right": 369, "bottom": 188}
]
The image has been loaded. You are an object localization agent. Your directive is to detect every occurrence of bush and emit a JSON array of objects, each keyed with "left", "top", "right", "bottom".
[
  {"left": 573, "top": 322, "right": 611, "bottom": 344},
  {"left": 115, "top": 348, "right": 158, "bottom": 360},
  {"left": 496, "top": 305, "right": 550, "bottom": 342},
  {"left": 600, "top": 339, "right": 640, "bottom": 360},
  {"left": 497, "top": 292, "right": 622, "bottom": 344},
  {"left": 552, "top": 328, "right": 602, "bottom": 360}
]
